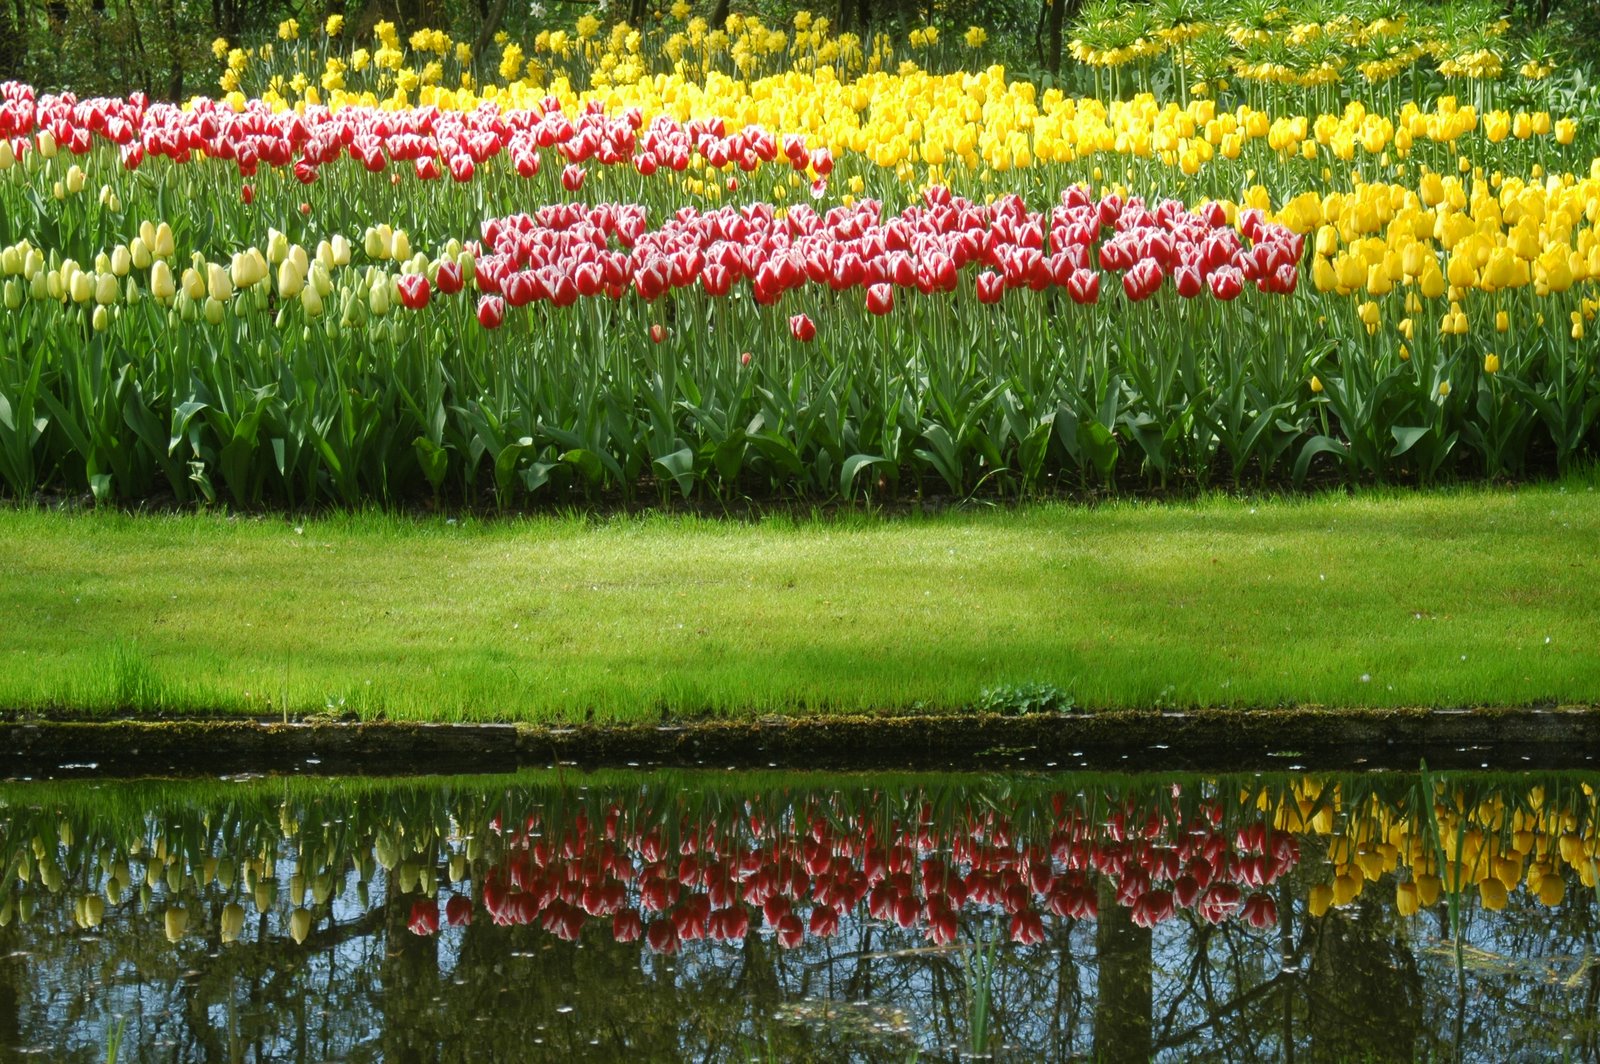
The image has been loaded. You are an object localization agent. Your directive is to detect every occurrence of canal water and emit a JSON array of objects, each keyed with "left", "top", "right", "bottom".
[{"left": 0, "top": 768, "right": 1595, "bottom": 1061}]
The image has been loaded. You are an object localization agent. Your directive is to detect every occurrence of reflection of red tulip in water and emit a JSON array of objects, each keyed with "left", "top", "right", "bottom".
[
  {"left": 408, "top": 899, "right": 439, "bottom": 936},
  {"left": 408, "top": 789, "right": 1297, "bottom": 957},
  {"left": 445, "top": 894, "right": 473, "bottom": 927}
]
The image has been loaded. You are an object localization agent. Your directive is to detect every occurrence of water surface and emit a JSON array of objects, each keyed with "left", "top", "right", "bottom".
[{"left": 1, "top": 768, "right": 1596, "bottom": 1061}]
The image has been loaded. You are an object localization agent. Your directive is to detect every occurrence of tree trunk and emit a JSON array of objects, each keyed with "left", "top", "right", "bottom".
[
  {"left": 472, "top": 0, "right": 509, "bottom": 71},
  {"left": 712, "top": 0, "right": 731, "bottom": 29},
  {"left": 0, "top": 0, "right": 24, "bottom": 82},
  {"left": 1046, "top": 0, "right": 1066, "bottom": 78},
  {"left": 1093, "top": 877, "right": 1153, "bottom": 1062}
]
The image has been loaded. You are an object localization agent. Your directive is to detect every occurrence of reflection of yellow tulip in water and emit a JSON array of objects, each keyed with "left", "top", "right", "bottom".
[
  {"left": 289, "top": 908, "right": 313, "bottom": 944},
  {"left": 164, "top": 906, "right": 188, "bottom": 943},
  {"left": 1268, "top": 779, "right": 1600, "bottom": 916},
  {"left": 74, "top": 895, "right": 105, "bottom": 929},
  {"left": 221, "top": 902, "right": 246, "bottom": 943}
]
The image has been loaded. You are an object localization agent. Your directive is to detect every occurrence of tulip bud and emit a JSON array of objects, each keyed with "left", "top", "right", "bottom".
[
  {"left": 0, "top": 246, "right": 19, "bottom": 275},
  {"left": 150, "top": 260, "right": 176, "bottom": 302},
  {"left": 203, "top": 296, "right": 225, "bottom": 325},
  {"left": 0, "top": 141, "right": 12, "bottom": 171},
  {"left": 91, "top": 305, "right": 109, "bottom": 331},
  {"left": 130, "top": 237, "right": 151, "bottom": 270},
  {"left": 124, "top": 277, "right": 140, "bottom": 306},
  {"left": 266, "top": 228, "right": 289, "bottom": 265},
  {"left": 23, "top": 248, "right": 43, "bottom": 279},
  {"left": 38, "top": 130, "right": 57, "bottom": 158},
  {"left": 52, "top": 180, "right": 64, "bottom": 201},
  {"left": 364, "top": 227, "right": 387, "bottom": 260},
  {"left": 331, "top": 234, "right": 351, "bottom": 266},
  {"left": 45, "top": 270, "right": 63, "bottom": 301},
  {"left": 69, "top": 271, "right": 92, "bottom": 304},
  {"left": 476, "top": 294, "right": 504, "bottom": 329},
  {"left": 310, "top": 261, "right": 332, "bottom": 297},
  {"left": 2, "top": 278, "right": 20, "bottom": 310},
  {"left": 181, "top": 266, "right": 205, "bottom": 301},
  {"left": 139, "top": 219, "right": 157, "bottom": 249},
  {"left": 65, "top": 165, "right": 86, "bottom": 194},
  {"left": 95, "top": 271, "right": 119, "bottom": 306},
  {"left": 154, "top": 222, "right": 175, "bottom": 260},
  {"left": 339, "top": 288, "right": 366, "bottom": 329},
  {"left": 288, "top": 244, "right": 309, "bottom": 278},
  {"left": 391, "top": 229, "right": 411, "bottom": 262},
  {"left": 368, "top": 275, "right": 391, "bottom": 317},
  {"left": 207, "top": 263, "right": 232, "bottom": 302},
  {"left": 277, "top": 259, "right": 304, "bottom": 299}
]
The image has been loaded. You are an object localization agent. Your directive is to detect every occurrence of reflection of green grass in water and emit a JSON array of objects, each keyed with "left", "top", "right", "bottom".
[
  {"left": 4, "top": 474, "right": 1600, "bottom": 723},
  {"left": 963, "top": 929, "right": 1001, "bottom": 1057},
  {"left": 5, "top": 767, "right": 1596, "bottom": 859},
  {"left": 103, "top": 1016, "right": 125, "bottom": 1064}
]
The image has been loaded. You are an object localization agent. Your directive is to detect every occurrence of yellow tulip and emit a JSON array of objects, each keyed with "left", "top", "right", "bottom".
[
  {"left": 277, "top": 260, "right": 305, "bottom": 300},
  {"left": 207, "top": 263, "right": 232, "bottom": 302}
]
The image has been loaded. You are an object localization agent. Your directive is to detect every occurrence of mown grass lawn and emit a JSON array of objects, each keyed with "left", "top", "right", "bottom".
[{"left": 4, "top": 478, "right": 1598, "bottom": 723}]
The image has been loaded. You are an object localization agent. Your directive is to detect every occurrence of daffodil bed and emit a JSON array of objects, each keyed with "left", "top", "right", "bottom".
[{"left": 1, "top": 7, "right": 1599, "bottom": 507}]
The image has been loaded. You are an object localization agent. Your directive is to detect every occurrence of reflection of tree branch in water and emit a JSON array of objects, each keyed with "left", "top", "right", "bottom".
[
  {"left": 1154, "top": 921, "right": 1213, "bottom": 1044},
  {"left": 1153, "top": 971, "right": 1293, "bottom": 1051}
]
